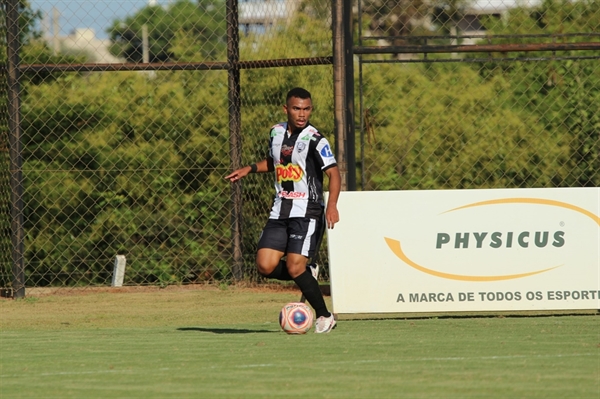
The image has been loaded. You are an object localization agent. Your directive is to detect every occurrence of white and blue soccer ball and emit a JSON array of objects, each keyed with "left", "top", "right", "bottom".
[{"left": 279, "top": 302, "right": 313, "bottom": 334}]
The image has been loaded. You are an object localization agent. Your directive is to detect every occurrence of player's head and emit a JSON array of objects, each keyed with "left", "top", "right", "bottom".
[
  {"left": 286, "top": 87, "right": 311, "bottom": 102},
  {"left": 284, "top": 87, "right": 313, "bottom": 131}
]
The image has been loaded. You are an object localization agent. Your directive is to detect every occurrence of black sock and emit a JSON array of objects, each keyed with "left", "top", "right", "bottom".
[
  {"left": 294, "top": 269, "right": 330, "bottom": 318},
  {"left": 265, "top": 260, "right": 293, "bottom": 281}
]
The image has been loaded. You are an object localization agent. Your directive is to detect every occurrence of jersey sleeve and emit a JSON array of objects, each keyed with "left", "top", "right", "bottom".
[
  {"left": 314, "top": 137, "right": 337, "bottom": 170},
  {"left": 268, "top": 123, "right": 284, "bottom": 160}
]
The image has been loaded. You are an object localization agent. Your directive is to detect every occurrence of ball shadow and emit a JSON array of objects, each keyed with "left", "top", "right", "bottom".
[{"left": 177, "top": 327, "right": 279, "bottom": 334}]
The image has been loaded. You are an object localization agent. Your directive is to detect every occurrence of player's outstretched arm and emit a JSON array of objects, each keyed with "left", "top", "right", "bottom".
[
  {"left": 324, "top": 166, "right": 341, "bottom": 229},
  {"left": 225, "top": 158, "right": 270, "bottom": 182}
]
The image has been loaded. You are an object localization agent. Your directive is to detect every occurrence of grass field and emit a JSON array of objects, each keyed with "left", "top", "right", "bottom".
[{"left": 1, "top": 285, "right": 598, "bottom": 398}]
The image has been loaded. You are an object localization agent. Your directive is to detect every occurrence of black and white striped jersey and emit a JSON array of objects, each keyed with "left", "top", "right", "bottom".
[{"left": 267, "top": 122, "right": 337, "bottom": 219}]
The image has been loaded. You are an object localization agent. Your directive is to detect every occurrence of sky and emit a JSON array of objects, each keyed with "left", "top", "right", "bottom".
[{"left": 30, "top": 0, "right": 172, "bottom": 40}]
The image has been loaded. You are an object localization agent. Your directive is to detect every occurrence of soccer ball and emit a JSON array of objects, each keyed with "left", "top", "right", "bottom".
[{"left": 279, "top": 302, "right": 313, "bottom": 334}]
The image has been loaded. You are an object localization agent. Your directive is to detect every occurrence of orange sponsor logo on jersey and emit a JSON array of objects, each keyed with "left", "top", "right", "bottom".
[{"left": 276, "top": 164, "right": 303, "bottom": 182}]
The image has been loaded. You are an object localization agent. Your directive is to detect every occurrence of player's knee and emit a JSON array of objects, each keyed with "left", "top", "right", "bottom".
[
  {"left": 256, "top": 260, "right": 273, "bottom": 277},
  {"left": 285, "top": 261, "right": 306, "bottom": 279}
]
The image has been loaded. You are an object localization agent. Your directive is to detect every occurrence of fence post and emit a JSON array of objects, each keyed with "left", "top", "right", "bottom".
[
  {"left": 332, "top": 0, "right": 356, "bottom": 191},
  {"left": 111, "top": 255, "right": 127, "bottom": 287},
  {"left": 5, "top": 0, "right": 25, "bottom": 298},
  {"left": 226, "top": 0, "right": 244, "bottom": 280}
]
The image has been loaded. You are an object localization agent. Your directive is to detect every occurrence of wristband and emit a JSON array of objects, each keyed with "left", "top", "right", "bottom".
[{"left": 249, "top": 164, "right": 258, "bottom": 173}]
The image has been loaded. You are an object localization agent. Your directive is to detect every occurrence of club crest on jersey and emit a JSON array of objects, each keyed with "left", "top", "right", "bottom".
[
  {"left": 296, "top": 142, "right": 306, "bottom": 152},
  {"left": 320, "top": 144, "right": 334, "bottom": 157},
  {"left": 281, "top": 145, "right": 294, "bottom": 157},
  {"left": 276, "top": 164, "right": 303, "bottom": 183}
]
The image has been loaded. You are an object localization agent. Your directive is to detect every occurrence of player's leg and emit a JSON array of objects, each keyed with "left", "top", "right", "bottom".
[
  {"left": 300, "top": 211, "right": 325, "bottom": 301},
  {"left": 286, "top": 218, "right": 336, "bottom": 333},
  {"left": 256, "top": 248, "right": 286, "bottom": 277},
  {"left": 256, "top": 218, "right": 318, "bottom": 281},
  {"left": 256, "top": 219, "right": 292, "bottom": 280}
]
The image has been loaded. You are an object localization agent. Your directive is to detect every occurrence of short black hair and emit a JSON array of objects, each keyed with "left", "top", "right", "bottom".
[{"left": 286, "top": 87, "right": 311, "bottom": 101}]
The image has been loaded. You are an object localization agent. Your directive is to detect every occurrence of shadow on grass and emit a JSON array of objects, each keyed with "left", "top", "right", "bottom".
[{"left": 177, "top": 327, "right": 278, "bottom": 334}]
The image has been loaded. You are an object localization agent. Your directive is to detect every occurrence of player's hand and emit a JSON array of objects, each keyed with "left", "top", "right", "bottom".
[
  {"left": 325, "top": 205, "right": 339, "bottom": 229},
  {"left": 225, "top": 166, "right": 250, "bottom": 182}
]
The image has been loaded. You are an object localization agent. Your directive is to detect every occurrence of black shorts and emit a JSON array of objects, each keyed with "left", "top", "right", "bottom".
[{"left": 257, "top": 217, "right": 324, "bottom": 258}]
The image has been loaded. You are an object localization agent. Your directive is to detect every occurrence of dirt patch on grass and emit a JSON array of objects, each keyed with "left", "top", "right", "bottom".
[{"left": 13, "top": 281, "right": 313, "bottom": 299}]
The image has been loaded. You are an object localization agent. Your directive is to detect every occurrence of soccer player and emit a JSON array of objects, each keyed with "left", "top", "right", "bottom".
[{"left": 225, "top": 87, "right": 341, "bottom": 333}]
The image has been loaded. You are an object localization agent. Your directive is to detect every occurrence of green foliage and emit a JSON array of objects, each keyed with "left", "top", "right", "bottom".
[
  {"left": 19, "top": 50, "right": 85, "bottom": 90},
  {"left": 0, "top": 0, "right": 41, "bottom": 58},
  {"left": 480, "top": 0, "right": 600, "bottom": 35},
  {"left": 17, "top": 9, "right": 336, "bottom": 286},
  {"left": 1, "top": 0, "right": 88, "bottom": 87},
  {"left": 360, "top": 62, "right": 570, "bottom": 190},
  {"left": 108, "top": 0, "right": 226, "bottom": 62},
  {"left": 1, "top": 1, "right": 84, "bottom": 68},
  {"left": 559, "top": 59, "right": 600, "bottom": 186},
  {"left": 21, "top": 71, "right": 232, "bottom": 286},
  {"left": 1, "top": 0, "right": 56, "bottom": 287},
  {"left": 474, "top": 0, "right": 600, "bottom": 186},
  {"left": 8, "top": 1, "right": 599, "bottom": 287},
  {"left": 362, "top": 0, "right": 431, "bottom": 37}
]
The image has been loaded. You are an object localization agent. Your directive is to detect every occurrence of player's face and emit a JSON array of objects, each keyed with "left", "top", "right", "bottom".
[{"left": 284, "top": 96, "right": 313, "bottom": 131}]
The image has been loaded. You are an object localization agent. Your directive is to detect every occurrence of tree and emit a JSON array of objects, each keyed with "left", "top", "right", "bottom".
[
  {"left": 17, "top": 9, "right": 336, "bottom": 286},
  {"left": 1, "top": 0, "right": 87, "bottom": 83},
  {"left": 108, "top": 0, "right": 226, "bottom": 63},
  {"left": 359, "top": 62, "right": 570, "bottom": 190},
  {"left": 475, "top": 0, "right": 600, "bottom": 186},
  {"left": 559, "top": 59, "right": 600, "bottom": 186},
  {"left": 2, "top": 0, "right": 82, "bottom": 288},
  {"left": 20, "top": 69, "right": 233, "bottom": 286},
  {"left": 430, "top": 0, "right": 470, "bottom": 36},
  {"left": 12, "top": 1, "right": 598, "bottom": 288},
  {"left": 362, "top": 0, "right": 431, "bottom": 42},
  {"left": 0, "top": 0, "right": 42, "bottom": 61}
]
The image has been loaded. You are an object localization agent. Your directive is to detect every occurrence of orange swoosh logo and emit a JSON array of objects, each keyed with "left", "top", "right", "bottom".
[
  {"left": 384, "top": 237, "right": 560, "bottom": 282},
  {"left": 442, "top": 198, "right": 600, "bottom": 226}
]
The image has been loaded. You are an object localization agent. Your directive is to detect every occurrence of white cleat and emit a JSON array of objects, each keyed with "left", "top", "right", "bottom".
[{"left": 314, "top": 313, "right": 336, "bottom": 333}]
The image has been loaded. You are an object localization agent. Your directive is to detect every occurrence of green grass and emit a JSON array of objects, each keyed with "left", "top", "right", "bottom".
[{"left": 1, "top": 286, "right": 599, "bottom": 398}]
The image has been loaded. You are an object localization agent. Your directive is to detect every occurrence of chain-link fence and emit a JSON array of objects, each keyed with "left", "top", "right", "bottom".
[
  {"left": 2, "top": 0, "right": 336, "bottom": 295},
  {"left": 356, "top": 0, "right": 600, "bottom": 190},
  {"left": 1, "top": 0, "right": 599, "bottom": 296}
]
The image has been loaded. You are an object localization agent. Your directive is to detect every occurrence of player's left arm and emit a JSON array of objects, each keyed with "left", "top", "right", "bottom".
[{"left": 324, "top": 166, "right": 341, "bottom": 229}]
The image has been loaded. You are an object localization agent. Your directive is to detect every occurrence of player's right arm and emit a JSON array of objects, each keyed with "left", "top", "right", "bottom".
[{"left": 225, "top": 157, "right": 273, "bottom": 182}]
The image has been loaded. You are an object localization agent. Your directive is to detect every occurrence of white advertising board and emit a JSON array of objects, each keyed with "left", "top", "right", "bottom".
[{"left": 326, "top": 188, "right": 600, "bottom": 313}]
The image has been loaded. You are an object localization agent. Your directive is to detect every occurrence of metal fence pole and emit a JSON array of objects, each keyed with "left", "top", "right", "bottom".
[
  {"left": 332, "top": 0, "right": 355, "bottom": 191},
  {"left": 226, "top": 0, "right": 244, "bottom": 280},
  {"left": 343, "top": 0, "right": 355, "bottom": 191},
  {"left": 5, "top": 0, "right": 25, "bottom": 298}
]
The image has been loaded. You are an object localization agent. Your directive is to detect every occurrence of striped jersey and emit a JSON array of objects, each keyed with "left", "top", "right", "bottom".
[{"left": 267, "top": 122, "right": 337, "bottom": 219}]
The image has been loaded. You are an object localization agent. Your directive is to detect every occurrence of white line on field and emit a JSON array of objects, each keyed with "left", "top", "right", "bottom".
[
  {"left": 411, "top": 353, "right": 596, "bottom": 362},
  {"left": 236, "top": 363, "right": 276, "bottom": 368},
  {"left": 1, "top": 352, "right": 594, "bottom": 378},
  {"left": 41, "top": 369, "right": 127, "bottom": 376},
  {"left": 237, "top": 352, "right": 596, "bottom": 368}
]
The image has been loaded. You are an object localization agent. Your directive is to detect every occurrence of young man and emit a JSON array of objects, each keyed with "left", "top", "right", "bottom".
[{"left": 225, "top": 87, "right": 341, "bottom": 333}]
